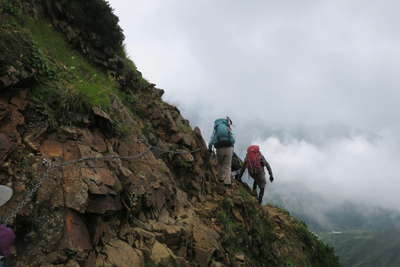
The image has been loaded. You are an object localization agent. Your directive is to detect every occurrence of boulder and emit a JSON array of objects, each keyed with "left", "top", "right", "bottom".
[
  {"left": 0, "top": 133, "right": 14, "bottom": 164},
  {"left": 96, "top": 239, "right": 144, "bottom": 267},
  {"left": 151, "top": 241, "right": 176, "bottom": 264},
  {"left": 193, "top": 222, "right": 222, "bottom": 267},
  {"left": 61, "top": 210, "right": 92, "bottom": 251},
  {"left": 87, "top": 195, "right": 122, "bottom": 214}
]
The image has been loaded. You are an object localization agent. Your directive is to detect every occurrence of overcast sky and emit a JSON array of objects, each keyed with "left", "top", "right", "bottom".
[{"left": 108, "top": 0, "right": 400, "bottom": 211}]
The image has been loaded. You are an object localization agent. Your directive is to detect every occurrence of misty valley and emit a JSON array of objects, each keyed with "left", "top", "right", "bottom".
[{"left": 266, "top": 182, "right": 400, "bottom": 267}]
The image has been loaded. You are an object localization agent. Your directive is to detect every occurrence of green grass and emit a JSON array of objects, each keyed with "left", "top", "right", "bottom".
[
  {"left": 216, "top": 196, "right": 277, "bottom": 266},
  {"left": 295, "top": 223, "right": 340, "bottom": 267},
  {"left": 0, "top": 14, "right": 146, "bottom": 137},
  {"left": 0, "top": 0, "right": 21, "bottom": 16},
  {"left": 24, "top": 17, "right": 118, "bottom": 108},
  {"left": 4, "top": 15, "right": 140, "bottom": 133}
]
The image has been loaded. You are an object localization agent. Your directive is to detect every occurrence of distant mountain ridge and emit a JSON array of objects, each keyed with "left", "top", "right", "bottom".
[{"left": 266, "top": 181, "right": 400, "bottom": 266}]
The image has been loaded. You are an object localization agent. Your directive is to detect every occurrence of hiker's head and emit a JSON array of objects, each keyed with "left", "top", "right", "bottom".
[{"left": 226, "top": 116, "right": 233, "bottom": 126}]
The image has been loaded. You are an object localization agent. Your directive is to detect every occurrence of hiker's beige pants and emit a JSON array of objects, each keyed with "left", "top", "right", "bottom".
[{"left": 216, "top": 147, "right": 233, "bottom": 185}]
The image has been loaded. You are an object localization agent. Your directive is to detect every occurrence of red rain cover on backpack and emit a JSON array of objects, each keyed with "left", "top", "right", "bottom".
[{"left": 246, "top": 145, "right": 263, "bottom": 175}]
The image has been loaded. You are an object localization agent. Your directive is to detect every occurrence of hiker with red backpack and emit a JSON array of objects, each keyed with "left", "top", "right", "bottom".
[
  {"left": 208, "top": 117, "right": 235, "bottom": 186},
  {"left": 238, "top": 145, "right": 274, "bottom": 204}
]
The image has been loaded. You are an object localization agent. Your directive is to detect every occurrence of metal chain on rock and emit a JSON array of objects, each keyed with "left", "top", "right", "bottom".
[{"left": 1, "top": 144, "right": 201, "bottom": 225}]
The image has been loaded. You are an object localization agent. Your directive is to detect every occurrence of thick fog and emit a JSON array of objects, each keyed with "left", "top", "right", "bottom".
[{"left": 108, "top": 1, "right": 400, "bottom": 211}]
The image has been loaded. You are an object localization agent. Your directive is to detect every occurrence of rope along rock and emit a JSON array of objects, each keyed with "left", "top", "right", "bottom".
[{"left": 2, "top": 145, "right": 201, "bottom": 225}]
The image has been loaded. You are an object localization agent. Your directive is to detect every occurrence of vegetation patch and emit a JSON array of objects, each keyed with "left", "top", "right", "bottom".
[
  {"left": 215, "top": 188, "right": 341, "bottom": 267},
  {"left": 295, "top": 222, "right": 340, "bottom": 267},
  {"left": 25, "top": 18, "right": 117, "bottom": 105},
  {"left": 2, "top": 16, "right": 134, "bottom": 135},
  {"left": 217, "top": 192, "right": 277, "bottom": 266},
  {"left": 0, "top": 13, "right": 140, "bottom": 137},
  {"left": 0, "top": 27, "right": 42, "bottom": 88},
  {"left": 0, "top": 0, "right": 21, "bottom": 16},
  {"left": 44, "top": 0, "right": 124, "bottom": 53}
]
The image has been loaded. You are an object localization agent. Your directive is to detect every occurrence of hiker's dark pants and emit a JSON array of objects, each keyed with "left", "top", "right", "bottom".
[{"left": 251, "top": 171, "right": 267, "bottom": 204}]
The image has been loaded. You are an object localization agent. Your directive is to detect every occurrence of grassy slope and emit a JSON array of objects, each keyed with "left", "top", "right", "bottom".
[
  {"left": 216, "top": 187, "right": 340, "bottom": 267},
  {"left": 4, "top": 14, "right": 137, "bottom": 135},
  {"left": 26, "top": 18, "right": 118, "bottom": 106}
]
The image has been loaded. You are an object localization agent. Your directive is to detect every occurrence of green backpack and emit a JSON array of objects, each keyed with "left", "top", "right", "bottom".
[{"left": 213, "top": 118, "right": 235, "bottom": 148}]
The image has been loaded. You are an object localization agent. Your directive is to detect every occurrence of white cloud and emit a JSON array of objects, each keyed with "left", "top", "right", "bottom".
[
  {"left": 108, "top": 0, "right": 400, "bottom": 211},
  {"left": 256, "top": 132, "right": 400, "bottom": 210}
]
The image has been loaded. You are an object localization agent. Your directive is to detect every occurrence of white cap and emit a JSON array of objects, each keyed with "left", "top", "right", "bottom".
[{"left": 0, "top": 186, "right": 13, "bottom": 207}]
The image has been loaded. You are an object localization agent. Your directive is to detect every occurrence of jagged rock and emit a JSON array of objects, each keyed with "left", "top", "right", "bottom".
[
  {"left": 92, "top": 106, "right": 112, "bottom": 122},
  {"left": 0, "top": 76, "right": 14, "bottom": 88},
  {"left": 234, "top": 253, "right": 245, "bottom": 262},
  {"left": 195, "top": 247, "right": 214, "bottom": 267},
  {"left": 90, "top": 217, "right": 115, "bottom": 247},
  {"left": 134, "top": 227, "right": 156, "bottom": 241},
  {"left": 171, "top": 133, "right": 195, "bottom": 147},
  {"left": 96, "top": 239, "right": 144, "bottom": 267},
  {"left": 150, "top": 241, "right": 176, "bottom": 264},
  {"left": 232, "top": 209, "right": 245, "bottom": 224},
  {"left": 64, "top": 168, "right": 89, "bottom": 212},
  {"left": 192, "top": 221, "right": 222, "bottom": 267},
  {"left": 152, "top": 222, "right": 186, "bottom": 249},
  {"left": 117, "top": 165, "right": 133, "bottom": 178},
  {"left": 178, "top": 151, "right": 194, "bottom": 163},
  {"left": 87, "top": 195, "right": 122, "bottom": 214},
  {"left": 154, "top": 87, "right": 164, "bottom": 97},
  {"left": 40, "top": 139, "right": 63, "bottom": 158},
  {"left": 24, "top": 125, "right": 48, "bottom": 152},
  {"left": 83, "top": 176, "right": 110, "bottom": 195},
  {"left": 0, "top": 133, "right": 13, "bottom": 164},
  {"left": 210, "top": 261, "right": 225, "bottom": 267},
  {"left": 61, "top": 210, "right": 92, "bottom": 251},
  {"left": 77, "top": 129, "right": 108, "bottom": 153},
  {"left": 65, "top": 260, "right": 80, "bottom": 267},
  {"left": 0, "top": 102, "right": 10, "bottom": 122},
  {"left": 194, "top": 127, "right": 207, "bottom": 149},
  {"left": 10, "top": 90, "right": 28, "bottom": 110},
  {"left": 46, "top": 251, "right": 69, "bottom": 265},
  {"left": 119, "top": 226, "right": 156, "bottom": 250},
  {"left": 0, "top": 30, "right": 37, "bottom": 90},
  {"left": 0, "top": 97, "right": 24, "bottom": 143}
]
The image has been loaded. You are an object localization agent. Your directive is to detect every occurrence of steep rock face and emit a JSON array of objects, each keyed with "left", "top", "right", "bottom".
[{"left": 0, "top": 1, "right": 340, "bottom": 266}]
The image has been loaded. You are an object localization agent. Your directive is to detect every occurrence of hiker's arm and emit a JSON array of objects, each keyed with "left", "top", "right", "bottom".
[
  {"left": 262, "top": 156, "right": 274, "bottom": 181},
  {"left": 265, "top": 161, "right": 274, "bottom": 180}
]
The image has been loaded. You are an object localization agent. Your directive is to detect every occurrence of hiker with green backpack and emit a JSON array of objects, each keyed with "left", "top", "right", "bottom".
[
  {"left": 208, "top": 117, "right": 235, "bottom": 186},
  {"left": 238, "top": 145, "right": 274, "bottom": 204}
]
